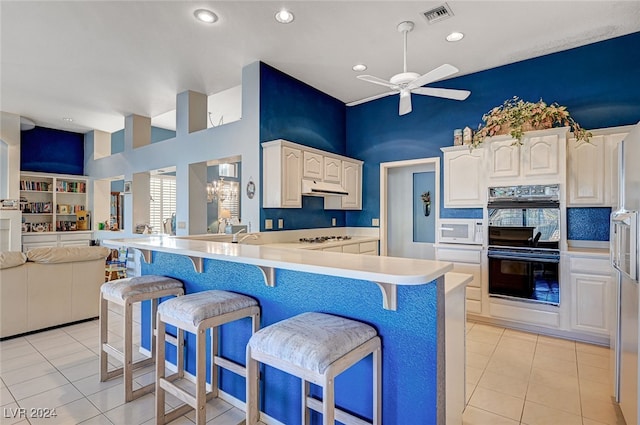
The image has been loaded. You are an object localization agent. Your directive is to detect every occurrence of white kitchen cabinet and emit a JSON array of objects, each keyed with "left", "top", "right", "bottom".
[
  {"left": 262, "top": 141, "right": 302, "bottom": 208},
  {"left": 323, "top": 157, "right": 342, "bottom": 184},
  {"left": 569, "top": 254, "right": 613, "bottom": 337},
  {"left": 567, "top": 136, "right": 606, "bottom": 205},
  {"left": 303, "top": 151, "right": 323, "bottom": 180},
  {"left": 324, "top": 160, "right": 363, "bottom": 210},
  {"left": 486, "top": 128, "right": 566, "bottom": 184},
  {"left": 263, "top": 140, "right": 362, "bottom": 210},
  {"left": 567, "top": 128, "right": 629, "bottom": 207},
  {"left": 22, "top": 231, "right": 92, "bottom": 252},
  {"left": 441, "top": 146, "right": 485, "bottom": 208},
  {"left": 436, "top": 245, "right": 483, "bottom": 315},
  {"left": 322, "top": 245, "right": 343, "bottom": 253}
]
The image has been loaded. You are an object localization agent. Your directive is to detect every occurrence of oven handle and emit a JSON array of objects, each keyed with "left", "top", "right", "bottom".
[{"left": 487, "top": 252, "right": 560, "bottom": 263}]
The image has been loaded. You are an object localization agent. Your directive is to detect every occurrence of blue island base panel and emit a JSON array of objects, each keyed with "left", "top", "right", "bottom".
[{"left": 141, "top": 252, "right": 444, "bottom": 425}]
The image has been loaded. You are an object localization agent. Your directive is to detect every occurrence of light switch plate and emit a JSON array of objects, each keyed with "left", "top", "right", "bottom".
[
  {"left": 265, "top": 219, "right": 273, "bottom": 230},
  {"left": 278, "top": 219, "right": 284, "bottom": 229},
  {"left": 332, "top": 218, "right": 337, "bottom": 226},
  {"left": 372, "top": 218, "right": 380, "bottom": 227},
  {"left": 177, "top": 221, "right": 186, "bottom": 229}
]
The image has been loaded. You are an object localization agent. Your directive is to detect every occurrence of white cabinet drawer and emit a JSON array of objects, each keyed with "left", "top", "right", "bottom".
[
  {"left": 59, "top": 232, "right": 92, "bottom": 242},
  {"left": 466, "top": 287, "right": 481, "bottom": 301},
  {"left": 451, "top": 263, "right": 481, "bottom": 288},
  {"left": 570, "top": 256, "right": 611, "bottom": 275},
  {"left": 359, "top": 241, "right": 378, "bottom": 254},
  {"left": 22, "top": 234, "right": 58, "bottom": 243},
  {"left": 466, "top": 300, "right": 481, "bottom": 314},
  {"left": 437, "top": 248, "right": 481, "bottom": 264},
  {"left": 322, "top": 246, "right": 343, "bottom": 253},
  {"left": 342, "top": 243, "right": 360, "bottom": 254}
]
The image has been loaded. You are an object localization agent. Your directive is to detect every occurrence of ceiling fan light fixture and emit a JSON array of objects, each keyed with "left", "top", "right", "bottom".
[
  {"left": 62, "top": 117, "right": 74, "bottom": 122},
  {"left": 446, "top": 31, "right": 464, "bottom": 42},
  {"left": 275, "top": 9, "right": 294, "bottom": 24},
  {"left": 352, "top": 64, "right": 367, "bottom": 72},
  {"left": 194, "top": 9, "right": 218, "bottom": 24}
]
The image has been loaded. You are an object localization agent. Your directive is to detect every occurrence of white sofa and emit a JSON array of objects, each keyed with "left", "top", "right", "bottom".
[{"left": 0, "top": 246, "right": 110, "bottom": 338}]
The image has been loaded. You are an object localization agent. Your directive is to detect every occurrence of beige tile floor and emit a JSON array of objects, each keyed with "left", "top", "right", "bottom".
[
  {"left": 0, "top": 305, "right": 628, "bottom": 425},
  {"left": 464, "top": 321, "right": 627, "bottom": 425}
]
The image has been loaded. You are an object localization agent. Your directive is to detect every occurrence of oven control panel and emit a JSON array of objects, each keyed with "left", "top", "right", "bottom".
[{"left": 488, "top": 184, "right": 559, "bottom": 201}]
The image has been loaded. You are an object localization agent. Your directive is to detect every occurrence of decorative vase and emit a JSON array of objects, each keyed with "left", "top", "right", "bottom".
[{"left": 423, "top": 202, "right": 431, "bottom": 217}]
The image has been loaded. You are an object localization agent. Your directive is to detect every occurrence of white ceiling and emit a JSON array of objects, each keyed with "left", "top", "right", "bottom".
[{"left": 1, "top": 1, "right": 639, "bottom": 134}]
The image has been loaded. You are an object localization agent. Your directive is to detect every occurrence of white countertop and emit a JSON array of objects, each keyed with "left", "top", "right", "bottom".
[
  {"left": 104, "top": 235, "right": 452, "bottom": 286},
  {"left": 262, "top": 236, "right": 378, "bottom": 250}
]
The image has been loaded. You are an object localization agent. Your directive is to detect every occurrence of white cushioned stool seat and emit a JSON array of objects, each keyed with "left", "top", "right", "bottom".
[
  {"left": 156, "top": 290, "right": 260, "bottom": 425},
  {"left": 100, "top": 275, "right": 183, "bottom": 301},
  {"left": 99, "top": 274, "right": 184, "bottom": 403},
  {"left": 248, "top": 312, "right": 377, "bottom": 374},
  {"left": 246, "top": 312, "right": 381, "bottom": 425},
  {"left": 158, "top": 290, "right": 258, "bottom": 327}
]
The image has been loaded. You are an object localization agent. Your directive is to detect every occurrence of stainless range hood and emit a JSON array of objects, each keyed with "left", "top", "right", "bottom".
[{"left": 301, "top": 179, "right": 348, "bottom": 196}]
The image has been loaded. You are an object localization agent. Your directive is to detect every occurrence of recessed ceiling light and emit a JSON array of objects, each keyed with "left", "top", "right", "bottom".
[
  {"left": 446, "top": 32, "right": 464, "bottom": 42},
  {"left": 275, "top": 9, "right": 294, "bottom": 24},
  {"left": 352, "top": 64, "right": 367, "bottom": 72},
  {"left": 62, "top": 117, "right": 73, "bottom": 122},
  {"left": 194, "top": 9, "right": 218, "bottom": 24}
]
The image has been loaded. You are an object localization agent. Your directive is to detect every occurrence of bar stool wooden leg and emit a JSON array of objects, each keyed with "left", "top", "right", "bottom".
[
  {"left": 211, "top": 326, "right": 219, "bottom": 398},
  {"left": 196, "top": 327, "right": 207, "bottom": 425},
  {"left": 246, "top": 347, "right": 260, "bottom": 425},
  {"left": 99, "top": 295, "right": 109, "bottom": 381},
  {"left": 302, "top": 379, "right": 310, "bottom": 425},
  {"left": 155, "top": 317, "right": 166, "bottom": 425},
  {"left": 124, "top": 299, "right": 134, "bottom": 402},
  {"left": 322, "top": 376, "right": 335, "bottom": 425},
  {"left": 374, "top": 346, "right": 381, "bottom": 425}
]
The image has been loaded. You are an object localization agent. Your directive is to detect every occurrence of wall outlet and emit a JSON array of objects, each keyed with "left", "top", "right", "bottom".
[
  {"left": 265, "top": 219, "right": 273, "bottom": 230},
  {"left": 177, "top": 221, "right": 186, "bottom": 229},
  {"left": 331, "top": 218, "right": 336, "bottom": 226},
  {"left": 278, "top": 218, "right": 284, "bottom": 229},
  {"left": 372, "top": 218, "right": 380, "bottom": 227}
]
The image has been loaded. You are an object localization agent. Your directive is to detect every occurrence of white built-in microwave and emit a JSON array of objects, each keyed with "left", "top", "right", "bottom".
[{"left": 438, "top": 218, "right": 484, "bottom": 245}]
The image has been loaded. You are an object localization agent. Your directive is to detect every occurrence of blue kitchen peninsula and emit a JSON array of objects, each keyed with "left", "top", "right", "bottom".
[{"left": 105, "top": 236, "right": 454, "bottom": 425}]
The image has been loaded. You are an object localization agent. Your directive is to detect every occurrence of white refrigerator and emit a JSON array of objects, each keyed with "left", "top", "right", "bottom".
[{"left": 611, "top": 121, "right": 640, "bottom": 425}]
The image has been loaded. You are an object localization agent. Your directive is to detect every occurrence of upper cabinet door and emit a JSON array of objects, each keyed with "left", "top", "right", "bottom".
[
  {"left": 282, "top": 146, "right": 302, "bottom": 207},
  {"left": 523, "top": 134, "right": 559, "bottom": 177},
  {"left": 442, "top": 147, "right": 485, "bottom": 207},
  {"left": 341, "top": 160, "right": 362, "bottom": 209},
  {"left": 303, "top": 151, "right": 323, "bottom": 180},
  {"left": 488, "top": 140, "right": 520, "bottom": 179},
  {"left": 324, "top": 157, "right": 342, "bottom": 184},
  {"left": 567, "top": 135, "right": 605, "bottom": 205}
]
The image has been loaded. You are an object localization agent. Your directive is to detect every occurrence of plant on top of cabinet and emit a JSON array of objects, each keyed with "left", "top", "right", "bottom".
[{"left": 472, "top": 97, "right": 592, "bottom": 147}]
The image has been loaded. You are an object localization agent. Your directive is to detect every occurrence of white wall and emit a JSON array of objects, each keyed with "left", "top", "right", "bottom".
[
  {"left": 0, "top": 112, "right": 21, "bottom": 200},
  {"left": 84, "top": 62, "right": 261, "bottom": 237}
]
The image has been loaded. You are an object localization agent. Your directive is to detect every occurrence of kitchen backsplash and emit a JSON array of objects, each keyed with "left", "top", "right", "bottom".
[{"left": 566, "top": 207, "right": 611, "bottom": 241}]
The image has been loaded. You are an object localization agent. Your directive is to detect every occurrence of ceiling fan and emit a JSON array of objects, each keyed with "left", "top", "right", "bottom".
[{"left": 347, "top": 21, "right": 471, "bottom": 116}]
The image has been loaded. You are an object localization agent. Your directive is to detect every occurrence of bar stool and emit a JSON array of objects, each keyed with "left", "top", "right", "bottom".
[
  {"left": 99, "top": 275, "right": 184, "bottom": 402},
  {"left": 246, "top": 312, "right": 381, "bottom": 425},
  {"left": 155, "top": 290, "right": 260, "bottom": 425}
]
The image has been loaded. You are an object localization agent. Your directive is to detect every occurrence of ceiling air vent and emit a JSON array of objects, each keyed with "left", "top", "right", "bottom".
[{"left": 422, "top": 3, "right": 454, "bottom": 24}]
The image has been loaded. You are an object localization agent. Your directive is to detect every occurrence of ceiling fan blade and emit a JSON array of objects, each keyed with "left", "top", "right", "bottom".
[
  {"left": 412, "top": 87, "right": 471, "bottom": 101},
  {"left": 356, "top": 74, "right": 397, "bottom": 89},
  {"left": 346, "top": 91, "right": 397, "bottom": 107},
  {"left": 407, "top": 64, "right": 460, "bottom": 90},
  {"left": 399, "top": 90, "right": 412, "bottom": 115}
]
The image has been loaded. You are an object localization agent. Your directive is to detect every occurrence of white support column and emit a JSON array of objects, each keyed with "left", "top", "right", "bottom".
[
  {"left": 0, "top": 112, "right": 21, "bottom": 200},
  {"left": 176, "top": 90, "right": 207, "bottom": 137},
  {"left": 124, "top": 114, "right": 151, "bottom": 151}
]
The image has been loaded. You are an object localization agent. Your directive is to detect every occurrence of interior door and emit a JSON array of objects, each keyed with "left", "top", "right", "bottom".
[{"left": 387, "top": 164, "right": 436, "bottom": 260}]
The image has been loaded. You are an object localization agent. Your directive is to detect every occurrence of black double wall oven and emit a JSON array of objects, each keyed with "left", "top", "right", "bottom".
[{"left": 487, "top": 184, "right": 561, "bottom": 305}]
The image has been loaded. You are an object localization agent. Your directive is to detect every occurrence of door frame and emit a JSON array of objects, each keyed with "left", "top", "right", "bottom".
[{"left": 380, "top": 157, "right": 440, "bottom": 256}]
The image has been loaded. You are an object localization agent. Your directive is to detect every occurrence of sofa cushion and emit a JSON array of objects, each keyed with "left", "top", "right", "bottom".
[
  {"left": 27, "top": 246, "right": 110, "bottom": 264},
  {"left": 0, "top": 251, "right": 27, "bottom": 269}
]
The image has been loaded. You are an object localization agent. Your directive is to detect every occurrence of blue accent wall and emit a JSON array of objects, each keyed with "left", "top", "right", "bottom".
[
  {"left": 567, "top": 207, "right": 611, "bottom": 241},
  {"left": 259, "top": 62, "right": 348, "bottom": 231},
  {"left": 20, "top": 127, "right": 84, "bottom": 175},
  {"left": 346, "top": 32, "right": 640, "bottom": 236}
]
